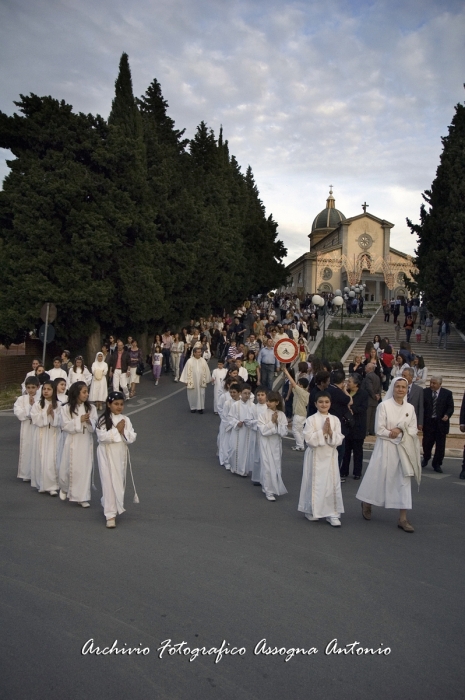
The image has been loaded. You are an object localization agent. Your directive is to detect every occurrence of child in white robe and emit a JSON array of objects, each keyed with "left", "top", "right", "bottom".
[
  {"left": 89, "top": 352, "right": 108, "bottom": 410},
  {"left": 58, "top": 381, "right": 98, "bottom": 507},
  {"left": 30, "top": 380, "right": 61, "bottom": 495},
  {"left": 217, "top": 378, "right": 236, "bottom": 467},
  {"left": 66, "top": 356, "right": 92, "bottom": 390},
  {"left": 54, "top": 378, "right": 68, "bottom": 470},
  {"left": 14, "top": 375, "right": 40, "bottom": 481},
  {"left": 211, "top": 360, "right": 227, "bottom": 414},
  {"left": 219, "top": 383, "right": 241, "bottom": 470},
  {"left": 227, "top": 384, "right": 257, "bottom": 477},
  {"left": 251, "top": 389, "right": 268, "bottom": 484},
  {"left": 96, "top": 391, "right": 137, "bottom": 528},
  {"left": 257, "top": 391, "right": 288, "bottom": 501},
  {"left": 298, "top": 391, "right": 344, "bottom": 527},
  {"left": 48, "top": 356, "right": 68, "bottom": 382}
]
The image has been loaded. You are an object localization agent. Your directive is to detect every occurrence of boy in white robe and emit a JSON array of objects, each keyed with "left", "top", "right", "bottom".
[
  {"left": 96, "top": 391, "right": 137, "bottom": 528},
  {"left": 179, "top": 346, "right": 212, "bottom": 413},
  {"left": 227, "top": 385, "right": 257, "bottom": 476},
  {"left": 251, "top": 389, "right": 268, "bottom": 484},
  {"left": 211, "top": 360, "right": 227, "bottom": 414},
  {"left": 14, "top": 376, "right": 40, "bottom": 481},
  {"left": 298, "top": 391, "right": 344, "bottom": 527},
  {"left": 257, "top": 391, "right": 288, "bottom": 501},
  {"left": 356, "top": 376, "right": 420, "bottom": 532},
  {"left": 48, "top": 357, "right": 68, "bottom": 382},
  {"left": 30, "top": 380, "right": 61, "bottom": 495},
  {"left": 218, "top": 384, "right": 241, "bottom": 470}
]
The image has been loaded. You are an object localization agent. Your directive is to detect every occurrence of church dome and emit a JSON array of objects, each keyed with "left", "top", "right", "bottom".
[{"left": 311, "top": 188, "right": 345, "bottom": 231}]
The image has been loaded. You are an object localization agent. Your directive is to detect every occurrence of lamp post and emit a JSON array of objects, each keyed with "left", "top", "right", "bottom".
[
  {"left": 312, "top": 293, "right": 326, "bottom": 357},
  {"left": 332, "top": 294, "right": 344, "bottom": 329}
]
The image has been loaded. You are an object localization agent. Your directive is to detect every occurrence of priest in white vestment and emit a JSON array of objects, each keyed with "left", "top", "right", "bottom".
[
  {"left": 180, "top": 347, "right": 212, "bottom": 413},
  {"left": 356, "top": 377, "right": 421, "bottom": 532},
  {"left": 298, "top": 392, "right": 344, "bottom": 526}
]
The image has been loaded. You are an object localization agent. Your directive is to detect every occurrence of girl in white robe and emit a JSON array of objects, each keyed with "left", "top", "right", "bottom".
[
  {"left": 14, "top": 376, "right": 40, "bottom": 481},
  {"left": 298, "top": 391, "right": 344, "bottom": 526},
  {"left": 58, "top": 381, "right": 98, "bottom": 507},
  {"left": 227, "top": 385, "right": 257, "bottom": 476},
  {"left": 96, "top": 391, "right": 137, "bottom": 528},
  {"left": 66, "top": 356, "right": 92, "bottom": 390},
  {"left": 30, "top": 380, "right": 61, "bottom": 495},
  {"left": 54, "top": 378, "right": 68, "bottom": 471},
  {"left": 89, "top": 352, "right": 108, "bottom": 410},
  {"left": 356, "top": 376, "right": 419, "bottom": 531},
  {"left": 211, "top": 362, "right": 227, "bottom": 414},
  {"left": 251, "top": 389, "right": 268, "bottom": 484},
  {"left": 217, "top": 378, "right": 235, "bottom": 467},
  {"left": 257, "top": 391, "right": 288, "bottom": 501}
]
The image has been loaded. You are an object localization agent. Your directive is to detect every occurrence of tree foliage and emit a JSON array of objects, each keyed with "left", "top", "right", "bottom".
[
  {"left": 0, "top": 54, "right": 287, "bottom": 346},
  {"left": 407, "top": 96, "right": 465, "bottom": 327}
]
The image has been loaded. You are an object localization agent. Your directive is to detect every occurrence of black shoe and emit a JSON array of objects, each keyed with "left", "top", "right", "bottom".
[
  {"left": 198, "top": 409, "right": 204, "bottom": 414},
  {"left": 460, "top": 470, "right": 465, "bottom": 480},
  {"left": 353, "top": 475, "right": 361, "bottom": 480},
  {"left": 190, "top": 409, "right": 196, "bottom": 413},
  {"left": 421, "top": 459, "right": 429, "bottom": 469},
  {"left": 433, "top": 466, "right": 443, "bottom": 473}
]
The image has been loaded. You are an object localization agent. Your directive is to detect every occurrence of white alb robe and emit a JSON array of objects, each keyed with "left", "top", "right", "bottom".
[
  {"left": 180, "top": 356, "right": 212, "bottom": 410},
  {"left": 96, "top": 413, "right": 137, "bottom": 519},
  {"left": 30, "top": 401, "right": 61, "bottom": 492},
  {"left": 257, "top": 409, "right": 288, "bottom": 496},
  {"left": 21, "top": 370, "right": 36, "bottom": 395},
  {"left": 298, "top": 412, "right": 344, "bottom": 518},
  {"left": 48, "top": 367, "right": 68, "bottom": 382},
  {"left": 217, "top": 393, "right": 232, "bottom": 467},
  {"left": 252, "top": 403, "right": 268, "bottom": 483},
  {"left": 356, "top": 398, "right": 418, "bottom": 509},
  {"left": 66, "top": 366, "right": 92, "bottom": 390},
  {"left": 59, "top": 403, "right": 98, "bottom": 502},
  {"left": 89, "top": 357, "right": 108, "bottom": 402},
  {"left": 14, "top": 394, "right": 38, "bottom": 480},
  {"left": 226, "top": 399, "right": 257, "bottom": 476},
  {"left": 211, "top": 368, "right": 227, "bottom": 413}
]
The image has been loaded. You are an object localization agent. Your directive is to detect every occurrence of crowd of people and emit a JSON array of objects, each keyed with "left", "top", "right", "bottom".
[{"left": 13, "top": 294, "right": 465, "bottom": 531}]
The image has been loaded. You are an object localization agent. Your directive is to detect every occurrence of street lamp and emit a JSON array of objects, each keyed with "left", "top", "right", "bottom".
[
  {"left": 312, "top": 293, "right": 326, "bottom": 357},
  {"left": 332, "top": 295, "right": 344, "bottom": 329}
]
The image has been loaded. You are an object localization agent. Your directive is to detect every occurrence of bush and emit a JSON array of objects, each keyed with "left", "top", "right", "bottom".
[
  {"left": 314, "top": 334, "right": 353, "bottom": 362},
  {"left": 328, "top": 321, "right": 365, "bottom": 330}
]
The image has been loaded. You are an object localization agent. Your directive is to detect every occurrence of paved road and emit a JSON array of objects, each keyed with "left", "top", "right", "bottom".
[{"left": 1, "top": 373, "right": 464, "bottom": 700}]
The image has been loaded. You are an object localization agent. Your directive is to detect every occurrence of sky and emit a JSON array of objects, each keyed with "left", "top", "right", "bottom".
[{"left": 0, "top": 0, "right": 464, "bottom": 263}]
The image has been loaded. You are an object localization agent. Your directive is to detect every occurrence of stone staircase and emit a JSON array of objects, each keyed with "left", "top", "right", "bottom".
[{"left": 343, "top": 308, "right": 465, "bottom": 435}]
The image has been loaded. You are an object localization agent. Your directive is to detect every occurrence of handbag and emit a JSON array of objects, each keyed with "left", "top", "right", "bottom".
[
  {"left": 341, "top": 410, "right": 355, "bottom": 429},
  {"left": 136, "top": 360, "right": 145, "bottom": 376}
]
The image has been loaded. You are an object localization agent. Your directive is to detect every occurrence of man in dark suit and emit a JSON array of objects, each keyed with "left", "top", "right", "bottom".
[
  {"left": 327, "top": 369, "right": 352, "bottom": 472},
  {"left": 459, "top": 391, "right": 465, "bottom": 480},
  {"left": 422, "top": 376, "right": 454, "bottom": 472},
  {"left": 340, "top": 374, "right": 369, "bottom": 480},
  {"left": 402, "top": 367, "right": 424, "bottom": 430},
  {"left": 361, "top": 363, "right": 381, "bottom": 435}
]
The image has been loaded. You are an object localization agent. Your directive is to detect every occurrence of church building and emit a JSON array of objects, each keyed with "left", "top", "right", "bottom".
[{"left": 283, "top": 188, "right": 415, "bottom": 301}]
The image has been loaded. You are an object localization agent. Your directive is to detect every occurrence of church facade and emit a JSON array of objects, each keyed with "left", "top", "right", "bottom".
[{"left": 282, "top": 189, "right": 416, "bottom": 302}]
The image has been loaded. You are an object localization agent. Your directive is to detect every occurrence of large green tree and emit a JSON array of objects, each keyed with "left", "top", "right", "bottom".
[{"left": 407, "top": 96, "right": 465, "bottom": 326}]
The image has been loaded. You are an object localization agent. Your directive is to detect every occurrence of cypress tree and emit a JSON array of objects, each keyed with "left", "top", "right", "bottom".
[{"left": 407, "top": 95, "right": 465, "bottom": 327}]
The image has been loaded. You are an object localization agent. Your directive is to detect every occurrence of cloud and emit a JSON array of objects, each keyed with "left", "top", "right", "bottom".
[{"left": 0, "top": 0, "right": 464, "bottom": 263}]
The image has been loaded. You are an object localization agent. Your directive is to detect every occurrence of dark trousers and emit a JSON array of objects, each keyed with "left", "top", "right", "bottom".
[
  {"left": 384, "top": 312, "right": 390, "bottom": 322},
  {"left": 405, "top": 329, "right": 412, "bottom": 342},
  {"left": 260, "top": 364, "right": 275, "bottom": 392},
  {"left": 337, "top": 442, "right": 345, "bottom": 470},
  {"left": 422, "top": 420, "right": 447, "bottom": 467},
  {"left": 382, "top": 369, "right": 392, "bottom": 392},
  {"left": 341, "top": 437, "right": 364, "bottom": 477},
  {"left": 162, "top": 348, "right": 171, "bottom": 373},
  {"left": 366, "top": 404, "right": 377, "bottom": 435}
]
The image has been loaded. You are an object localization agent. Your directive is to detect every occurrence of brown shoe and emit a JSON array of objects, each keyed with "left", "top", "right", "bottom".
[
  {"left": 398, "top": 519, "right": 414, "bottom": 532},
  {"left": 361, "top": 502, "right": 372, "bottom": 520}
]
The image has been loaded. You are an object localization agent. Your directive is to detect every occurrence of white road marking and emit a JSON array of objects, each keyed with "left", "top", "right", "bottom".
[
  {"left": 125, "top": 387, "right": 186, "bottom": 416},
  {"left": 422, "top": 473, "right": 451, "bottom": 480}
]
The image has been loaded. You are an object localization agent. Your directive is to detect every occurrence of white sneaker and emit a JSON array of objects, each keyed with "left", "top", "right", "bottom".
[
  {"left": 326, "top": 517, "right": 341, "bottom": 527},
  {"left": 106, "top": 518, "right": 116, "bottom": 528},
  {"left": 174, "top": 378, "right": 178, "bottom": 382},
  {"left": 59, "top": 489, "right": 67, "bottom": 501},
  {"left": 79, "top": 502, "right": 90, "bottom": 508},
  {"left": 156, "top": 380, "right": 159, "bottom": 386},
  {"left": 305, "top": 513, "right": 319, "bottom": 521},
  {"left": 49, "top": 490, "right": 58, "bottom": 497},
  {"left": 265, "top": 494, "right": 276, "bottom": 501}
]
